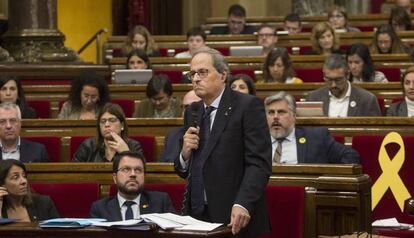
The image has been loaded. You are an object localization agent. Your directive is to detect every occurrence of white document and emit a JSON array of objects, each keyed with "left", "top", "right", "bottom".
[
  {"left": 141, "top": 213, "right": 223, "bottom": 231},
  {"left": 372, "top": 217, "right": 413, "bottom": 228},
  {"left": 92, "top": 219, "right": 143, "bottom": 227}
]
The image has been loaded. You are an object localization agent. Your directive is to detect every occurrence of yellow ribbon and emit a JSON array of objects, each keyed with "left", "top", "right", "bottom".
[{"left": 372, "top": 132, "right": 411, "bottom": 211}]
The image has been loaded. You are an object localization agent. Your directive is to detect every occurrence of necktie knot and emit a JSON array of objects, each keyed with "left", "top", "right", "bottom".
[
  {"left": 204, "top": 106, "right": 215, "bottom": 118},
  {"left": 124, "top": 201, "right": 136, "bottom": 207}
]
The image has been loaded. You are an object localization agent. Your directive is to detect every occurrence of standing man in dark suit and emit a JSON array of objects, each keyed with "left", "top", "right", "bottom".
[
  {"left": 210, "top": 4, "right": 255, "bottom": 35},
  {"left": 90, "top": 151, "right": 175, "bottom": 221},
  {"left": 306, "top": 54, "right": 382, "bottom": 117},
  {"left": 0, "top": 102, "right": 48, "bottom": 162},
  {"left": 174, "top": 48, "right": 272, "bottom": 237},
  {"left": 266, "top": 91, "right": 360, "bottom": 164}
]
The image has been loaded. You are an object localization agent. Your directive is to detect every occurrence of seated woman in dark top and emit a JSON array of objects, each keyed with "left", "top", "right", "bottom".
[
  {"left": 305, "top": 22, "right": 343, "bottom": 56},
  {"left": 0, "top": 76, "right": 36, "bottom": 119},
  {"left": 73, "top": 103, "right": 143, "bottom": 162},
  {"left": 58, "top": 70, "right": 111, "bottom": 120},
  {"left": 133, "top": 75, "right": 182, "bottom": 118},
  {"left": 126, "top": 49, "right": 151, "bottom": 70},
  {"left": 387, "top": 66, "right": 414, "bottom": 116},
  {"left": 0, "top": 160, "right": 59, "bottom": 221}
]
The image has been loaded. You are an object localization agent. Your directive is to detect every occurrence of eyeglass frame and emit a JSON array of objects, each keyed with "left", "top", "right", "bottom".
[
  {"left": 0, "top": 118, "right": 20, "bottom": 127},
  {"left": 99, "top": 117, "right": 119, "bottom": 125},
  {"left": 186, "top": 68, "right": 211, "bottom": 81}
]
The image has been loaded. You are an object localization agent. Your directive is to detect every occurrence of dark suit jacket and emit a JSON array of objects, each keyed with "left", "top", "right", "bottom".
[
  {"left": 1, "top": 195, "right": 59, "bottom": 221},
  {"left": 90, "top": 191, "right": 176, "bottom": 221},
  {"left": 159, "top": 127, "right": 184, "bottom": 162},
  {"left": 0, "top": 138, "right": 48, "bottom": 162},
  {"left": 174, "top": 87, "right": 272, "bottom": 237},
  {"left": 209, "top": 25, "right": 256, "bottom": 35},
  {"left": 295, "top": 127, "right": 360, "bottom": 164},
  {"left": 306, "top": 85, "right": 382, "bottom": 116},
  {"left": 387, "top": 100, "right": 408, "bottom": 116}
]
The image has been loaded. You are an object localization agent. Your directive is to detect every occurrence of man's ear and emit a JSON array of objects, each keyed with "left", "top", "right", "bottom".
[{"left": 221, "top": 71, "right": 228, "bottom": 82}]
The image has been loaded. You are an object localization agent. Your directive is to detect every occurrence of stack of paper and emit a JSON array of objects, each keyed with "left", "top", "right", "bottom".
[
  {"left": 141, "top": 213, "right": 223, "bottom": 231},
  {"left": 372, "top": 217, "right": 413, "bottom": 230},
  {"left": 40, "top": 218, "right": 106, "bottom": 228},
  {"left": 92, "top": 219, "right": 155, "bottom": 231}
]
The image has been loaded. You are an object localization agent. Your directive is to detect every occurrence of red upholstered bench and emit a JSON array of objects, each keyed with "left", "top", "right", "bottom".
[
  {"left": 110, "top": 183, "right": 185, "bottom": 212},
  {"left": 27, "top": 100, "right": 51, "bottom": 118},
  {"left": 231, "top": 69, "right": 256, "bottom": 82},
  {"left": 30, "top": 182, "right": 100, "bottom": 218},
  {"left": 112, "top": 99, "right": 135, "bottom": 117},
  {"left": 352, "top": 135, "right": 414, "bottom": 224},
  {"left": 259, "top": 185, "right": 304, "bottom": 238},
  {"left": 69, "top": 136, "right": 89, "bottom": 161},
  {"left": 153, "top": 69, "right": 183, "bottom": 84},
  {"left": 377, "top": 67, "right": 401, "bottom": 82},
  {"left": 25, "top": 136, "right": 61, "bottom": 162},
  {"left": 295, "top": 68, "right": 323, "bottom": 82}
]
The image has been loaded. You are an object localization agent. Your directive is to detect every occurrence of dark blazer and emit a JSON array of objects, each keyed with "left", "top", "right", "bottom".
[
  {"left": 306, "top": 85, "right": 382, "bottom": 116},
  {"left": 1, "top": 195, "right": 59, "bottom": 221},
  {"left": 174, "top": 87, "right": 272, "bottom": 237},
  {"left": 159, "top": 127, "right": 184, "bottom": 162},
  {"left": 73, "top": 137, "right": 143, "bottom": 162},
  {"left": 387, "top": 100, "right": 408, "bottom": 116},
  {"left": 0, "top": 138, "right": 48, "bottom": 162},
  {"left": 90, "top": 191, "right": 176, "bottom": 221},
  {"left": 209, "top": 25, "right": 256, "bottom": 35},
  {"left": 295, "top": 127, "right": 360, "bottom": 164}
]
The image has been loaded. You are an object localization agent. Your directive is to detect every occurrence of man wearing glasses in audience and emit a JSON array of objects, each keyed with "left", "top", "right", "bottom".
[
  {"left": 210, "top": 4, "right": 255, "bottom": 35},
  {"left": 90, "top": 151, "right": 175, "bottom": 221},
  {"left": 306, "top": 54, "right": 382, "bottom": 117},
  {"left": 174, "top": 48, "right": 271, "bottom": 237},
  {"left": 0, "top": 102, "right": 48, "bottom": 162},
  {"left": 265, "top": 91, "right": 360, "bottom": 165},
  {"left": 257, "top": 24, "right": 278, "bottom": 56}
]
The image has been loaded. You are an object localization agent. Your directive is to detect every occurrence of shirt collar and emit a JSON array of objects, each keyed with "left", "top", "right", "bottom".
[
  {"left": 117, "top": 192, "right": 141, "bottom": 209},
  {"left": 204, "top": 87, "right": 225, "bottom": 109},
  {"left": 0, "top": 137, "right": 21, "bottom": 153}
]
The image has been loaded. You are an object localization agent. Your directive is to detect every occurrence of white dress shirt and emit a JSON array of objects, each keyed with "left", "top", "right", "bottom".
[
  {"left": 271, "top": 128, "right": 298, "bottom": 164},
  {"left": 0, "top": 137, "right": 21, "bottom": 161},
  {"left": 328, "top": 81, "right": 352, "bottom": 117}
]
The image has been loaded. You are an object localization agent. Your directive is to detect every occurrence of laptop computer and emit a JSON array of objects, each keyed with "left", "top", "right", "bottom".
[
  {"left": 229, "top": 46, "right": 263, "bottom": 56},
  {"left": 113, "top": 69, "right": 153, "bottom": 84},
  {"left": 296, "top": 101, "right": 324, "bottom": 117}
]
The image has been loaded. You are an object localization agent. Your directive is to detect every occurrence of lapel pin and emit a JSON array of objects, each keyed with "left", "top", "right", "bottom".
[
  {"left": 142, "top": 204, "right": 148, "bottom": 208},
  {"left": 225, "top": 106, "right": 232, "bottom": 116},
  {"left": 350, "top": 101, "right": 356, "bottom": 108},
  {"left": 299, "top": 137, "right": 306, "bottom": 144}
]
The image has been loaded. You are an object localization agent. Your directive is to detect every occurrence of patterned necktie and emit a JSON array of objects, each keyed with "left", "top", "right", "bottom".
[
  {"left": 273, "top": 138, "right": 284, "bottom": 164},
  {"left": 124, "top": 200, "right": 136, "bottom": 220}
]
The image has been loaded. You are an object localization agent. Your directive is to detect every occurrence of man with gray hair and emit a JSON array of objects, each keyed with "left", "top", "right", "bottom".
[
  {"left": 174, "top": 48, "right": 271, "bottom": 237},
  {"left": 306, "top": 54, "right": 381, "bottom": 117},
  {"left": 0, "top": 102, "right": 48, "bottom": 162},
  {"left": 265, "top": 91, "right": 360, "bottom": 164}
]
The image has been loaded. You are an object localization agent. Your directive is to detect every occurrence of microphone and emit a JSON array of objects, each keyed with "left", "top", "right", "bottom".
[{"left": 191, "top": 105, "right": 199, "bottom": 128}]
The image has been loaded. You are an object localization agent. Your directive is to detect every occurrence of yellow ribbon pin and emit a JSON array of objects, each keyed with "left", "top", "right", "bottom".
[
  {"left": 142, "top": 204, "right": 148, "bottom": 208},
  {"left": 299, "top": 137, "right": 306, "bottom": 144},
  {"left": 371, "top": 132, "right": 411, "bottom": 212}
]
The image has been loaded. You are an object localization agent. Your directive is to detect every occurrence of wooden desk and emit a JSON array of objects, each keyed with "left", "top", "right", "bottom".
[
  {"left": 0, "top": 222, "right": 232, "bottom": 238},
  {"left": 25, "top": 163, "right": 370, "bottom": 237}
]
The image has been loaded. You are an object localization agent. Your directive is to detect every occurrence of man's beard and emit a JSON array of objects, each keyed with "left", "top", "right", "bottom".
[
  {"left": 270, "top": 121, "right": 294, "bottom": 139},
  {"left": 118, "top": 182, "right": 144, "bottom": 197}
]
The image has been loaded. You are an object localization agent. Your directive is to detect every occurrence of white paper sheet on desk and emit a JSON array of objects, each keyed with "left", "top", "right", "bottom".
[
  {"left": 141, "top": 213, "right": 222, "bottom": 231},
  {"left": 91, "top": 219, "right": 143, "bottom": 227},
  {"left": 372, "top": 217, "right": 413, "bottom": 228}
]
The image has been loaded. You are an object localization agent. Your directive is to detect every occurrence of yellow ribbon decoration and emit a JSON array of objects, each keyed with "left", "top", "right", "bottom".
[{"left": 372, "top": 132, "right": 411, "bottom": 211}]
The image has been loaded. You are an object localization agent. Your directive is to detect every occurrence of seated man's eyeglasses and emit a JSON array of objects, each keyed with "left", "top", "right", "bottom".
[
  {"left": 187, "top": 68, "right": 210, "bottom": 80},
  {"left": 324, "top": 76, "right": 347, "bottom": 83},
  {"left": 257, "top": 33, "right": 275, "bottom": 38},
  {"left": 0, "top": 118, "right": 19, "bottom": 126}
]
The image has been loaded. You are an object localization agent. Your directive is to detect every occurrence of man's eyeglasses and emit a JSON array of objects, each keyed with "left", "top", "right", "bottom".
[
  {"left": 187, "top": 69, "right": 210, "bottom": 80},
  {"left": 257, "top": 33, "right": 275, "bottom": 38},
  {"left": 99, "top": 117, "right": 119, "bottom": 125},
  {"left": 0, "top": 118, "right": 19, "bottom": 126},
  {"left": 117, "top": 167, "right": 144, "bottom": 174},
  {"left": 324, "top": 76, "right": 347, "bottom": 83}
]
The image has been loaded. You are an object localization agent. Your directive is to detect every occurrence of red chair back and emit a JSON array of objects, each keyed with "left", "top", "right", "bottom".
[
  {"left": 25, "top": 136, "right": 61, "bottom": 162},
  {"left": 352, "top": 135, "right": 414, "bottom": 224},
  {"left": 230, "top": 69, "right": 256, "bottom": 82},
  {"left": 295, "top": 68, "right": 323, "bottom": 82},
  {"left": 154, "top": 69, "right": 183, "bottom": 84},
  {"left": 377, "top": 67, "right": 401, "bottom": 82},
  {"left": 112, "top": 99, "right": 134, "bottom": 117},
  {"left": 129, "top": 135, "right": 157, "bottom": 162},
  {"left": 110, "top": 183, "right": 185, "bottom": 212},
  {"left": 259, "top": 185, "right": 304, "bottom": 238},
  {"left": 27, "top": 100, "right": 51, "bottom": 118},
  {"left": 31, "top": 182, "right": 100, "bottom": 218}
]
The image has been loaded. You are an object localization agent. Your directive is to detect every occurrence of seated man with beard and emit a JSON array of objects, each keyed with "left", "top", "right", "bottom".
[
  {"left": 265, "top": 91, "right": 360, "bottom": 165},
  {"left": 90, "top": 151, "right": 175, "bottom": 221}
]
